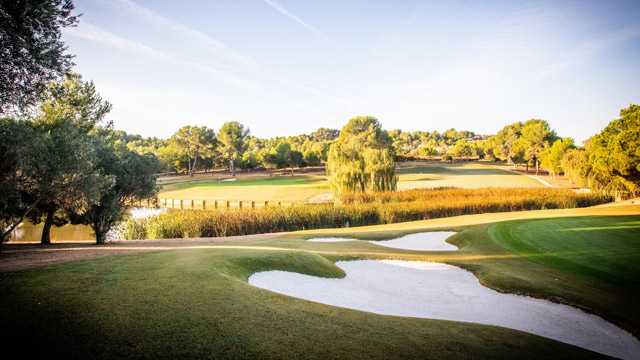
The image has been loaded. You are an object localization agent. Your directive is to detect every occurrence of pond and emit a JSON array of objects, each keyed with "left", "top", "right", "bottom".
[{"left": 8, "top": 207, "right": 166, "bottom": 242}]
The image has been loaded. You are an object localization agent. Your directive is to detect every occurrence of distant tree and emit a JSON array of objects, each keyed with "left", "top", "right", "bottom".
[
  {"left": 303, "top": 150, "right": 321, "bottom": 166},
  {"left": 488, "top": 122, "right": 524, "bottom": 167},
  {"left": 284, "top": 150, "right": 303, "bottom": 176},
  {"left": 540, "top": 138, "right": 575, "bottom": 180},
  {"left": 327, "top": 116, "right": 397, "bottom": 195},
  {"left": 450, "top": 140, "right": 473, "bottom": 160},
  {"left": 171, "top": 125, "right": 216, "bottom": 177},
  {"left": 417, "top": 145, "right": 438, "bottom": 156},
  {"left": 0, "top": 0, "right": 79, "bottom": 112},
  {"left": 217, "top": 121, "right": 250, "bottom": 176},
  {"left": 261, "top": 153, "right": 279, "bottom": 176},
  {"left": 70, "top": 138, "right": 161, "bottom": 244},
  {"left": 310, "top": 128, "right": 339, "bottom": 141},
  {"left": 442, "top": 128, "right": 458, "bottom": 145},
  {"left": 561, "top": 148, "right": 591, "bottom": 187},
  {"left": 520, "top": 119, "right": 558, "bottom": 174},
  {"left": 273, "top": 141, "right": 292, "bottom": 168},
  {"left": 241, "top": 151, "right": 259, "bottom": 172}
]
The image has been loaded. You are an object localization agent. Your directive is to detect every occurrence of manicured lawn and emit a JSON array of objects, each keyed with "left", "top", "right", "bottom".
[
  {"left": 397, "top": 162, "right": 544, "bottom": 190},
  {"left": 157, "top": 163, "right": 545, "bottom": 203},
  {"left": 1, "top": 205, "right": 638, "bottom": 359},
  {"left": 489, "top": 216, "right": 640, "bottom": 286},
  {"left": 158, "top": 174, "right": 329, "bottom": 202}
]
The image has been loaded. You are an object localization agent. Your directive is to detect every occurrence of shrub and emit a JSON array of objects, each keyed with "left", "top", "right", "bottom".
[{"left": 120, "top": 188, "right": 612, "bottom": 240}]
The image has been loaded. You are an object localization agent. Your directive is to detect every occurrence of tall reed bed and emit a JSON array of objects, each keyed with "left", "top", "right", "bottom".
[{"left": 121, "top": 188, "right": 611, "bottom": 240}]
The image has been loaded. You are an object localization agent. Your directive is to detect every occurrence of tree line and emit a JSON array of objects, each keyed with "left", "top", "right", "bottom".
[{"left": 0, "top": 73, "right": 162, "bottom": 249}]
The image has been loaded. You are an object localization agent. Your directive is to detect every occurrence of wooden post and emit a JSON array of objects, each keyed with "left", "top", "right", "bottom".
[
  {"left": 251, "top": 201, "right": 255, "bottom": 209},
  {"left": 171, "top": 199, "right": 175, "bottom": 209},
  {"left": 203, "top": 200, "right": 206, "bottom": 210},
  {"left": 191, "top": 200, "right": 194, "bottom": 209},
  {"left": 264, "top": 201, "right": 268, "bottom": 207},
  {"left": 214, "top": 200, "right": 218, "bottom": 209},
  {"left": 238, "top": 201, "right": 243, "bottom": 209},
  {"left": 180, "top": 199, "right": 183, "bottom": 210},
  {"left": 226, "top": 201, "right": 230, "bottom": 209},
  {"left": 278, "top": 201, "right": 281, "bottom": 207}
]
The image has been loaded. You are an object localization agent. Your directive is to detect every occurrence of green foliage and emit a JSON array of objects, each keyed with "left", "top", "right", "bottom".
[
  {"left": 540, "top": 138, "right": 575, "bottom": 177},
  {"left": 70, "top": 138, "right": 162, "bottom": 243},
  {"left": 122, "top": 188, "right": 610, "bottom": 240},
  {"left": 284, "top": 150, "right": 303, "bottom": 172},
  {"left": 450, "top": 140, "right": 473, "bottom": 159},
  {"left": 0, "top": 0, "right": 79, "bottom": 112},
  {"left": 559, "top": 104, "right": 640, "bottom": 194},
  {"left": 218, "top": 121, "right": 250, "bottom": 176},
  {"left": 327, "top": 116, "right": 397, "bottom": 195},
  {"left": 260, "top": 153, "right": 279, "bottom": 173},
  {"left": 588, "top": 104, "right": 640, "bottom": 192},
  {"left": 170, "top": 125, "right": 216, "bottom": 176},
  {"left": 561, "top": 149, "right": 591, "bottom": 187},
  {"left": 520, "top": 119, "right": 558, "bottom": 172},
  {"left": 26, "top": 73, "right": 112, "bottom": 244},
  {"left": 303, "top": 150, "right": 321, "bottom": 166},
  {"left": 37, "top": 73, "right": 112, "bottom": 132},
  {"left": 0, "top": 118, "right": 44, "bottom": 245}
]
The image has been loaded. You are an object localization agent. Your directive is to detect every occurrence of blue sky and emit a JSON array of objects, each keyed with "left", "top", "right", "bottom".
[{"left": 63, "top": 0, "right": 640, "bottom": 143}]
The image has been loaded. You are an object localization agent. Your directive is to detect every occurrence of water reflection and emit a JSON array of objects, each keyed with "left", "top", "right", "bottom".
[{"left": 9, "top": 207, "right": 167, "bottom": 242}]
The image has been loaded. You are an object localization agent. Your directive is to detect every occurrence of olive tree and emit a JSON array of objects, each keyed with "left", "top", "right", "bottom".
[{"left": 0, "top": 0, "right": 79, "bottom": 112}]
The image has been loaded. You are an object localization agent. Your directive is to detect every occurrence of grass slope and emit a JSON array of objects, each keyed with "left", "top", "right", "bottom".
[
  {"left": 2, "top": 205, "right": 638, "bottom": 359},
  {"left": 0, "top": 252, "right": 604, "bottom": 359}
]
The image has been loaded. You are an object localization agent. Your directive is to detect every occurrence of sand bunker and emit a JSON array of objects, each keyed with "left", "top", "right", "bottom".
[
  {"left": 249, "top": 260, "right": 640, "bottom": 359},
  {"left": 306, "top": 231, "right": 458, "bottom": 251}
]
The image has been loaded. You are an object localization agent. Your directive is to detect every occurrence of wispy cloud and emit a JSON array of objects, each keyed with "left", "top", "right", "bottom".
[
  {"left": 274, "top": 76, "right": 362, "bottom": 110},
  {"left": 98, "top": 0, "right": 260, "bottom": 69},
  {"left": 64, "top": 21, "right": 340, "bottom": 120},
  {"left": 261, "top": 0, "right": 340, "bottom": 47},
  {"left": 96, "top": 0, "right": 354, "bottom": 107},
  {"left": 64, "top": 22, "right": 260, "bottom": 92}
]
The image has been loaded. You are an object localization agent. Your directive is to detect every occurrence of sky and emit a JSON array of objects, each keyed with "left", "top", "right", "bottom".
[{"left": 62, "top": 0, "right": 640, "bottom": 144}]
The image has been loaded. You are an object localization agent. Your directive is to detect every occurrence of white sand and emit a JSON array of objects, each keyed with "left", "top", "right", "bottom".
[
  {"left": 249, "top": 260, "right": 640, "bottom": 359},
  {"left": 307, "top": 231, "right": 458, "bottom": 251}
]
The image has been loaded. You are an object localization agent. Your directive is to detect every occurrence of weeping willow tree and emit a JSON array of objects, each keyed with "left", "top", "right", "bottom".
[{"left": 327, "top": 116, "right": 397, "bottom": 196}]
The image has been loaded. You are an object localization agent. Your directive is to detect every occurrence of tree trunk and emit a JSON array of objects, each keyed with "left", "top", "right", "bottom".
[
  {"left": 187, "top": 146, "right": 193, "bottom": 177},
  {"left": 525, "top": 163, "right": 529, "bottom": 173},
  {"left": 41, "top": 206, "right": 56, "bottom": 245},
  {"left": 291, "top": 167, "right": 294, "bottom": 176},
  {"left": 92, "top": 220, "right": 108, "bottom": 245},
  {"left": 190, "top": 155, "right": 198, "bottom": 177},
  {"left": 230, "top": 157, "right": 235, "bottom": 176},
  {"left": 535, "top": 158, "right": 539, "bottom": 175}
]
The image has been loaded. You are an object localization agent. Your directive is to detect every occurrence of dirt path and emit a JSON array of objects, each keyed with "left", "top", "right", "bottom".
[{"left": 0, "top": 233, "right": 284, "bottom": 272}]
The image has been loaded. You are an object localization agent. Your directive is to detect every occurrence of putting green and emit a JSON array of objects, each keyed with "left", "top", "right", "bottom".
[{"left": 488, "top": 216, "right": 640, "bottom": 286}]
